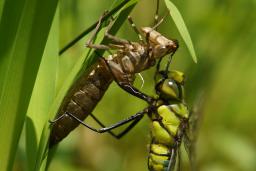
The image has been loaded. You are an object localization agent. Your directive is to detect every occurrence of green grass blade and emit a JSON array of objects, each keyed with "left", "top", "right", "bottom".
[
  {"left": 0, "top": 0, "right": 58, "bottom": 170},
  {"left": 25, "top": 7, "right": 59, "bottom": 171},
  {"left": 164, "top": 0, "right": 197, "bottom": 63}
]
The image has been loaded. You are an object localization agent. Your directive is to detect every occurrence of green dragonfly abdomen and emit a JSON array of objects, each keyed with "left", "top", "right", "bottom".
[
  {"left": 148, "top": 144, "right": 170, "bottom": 171},
  {"left": 149, "top": 104, "right": 187, "bottom": 171}
]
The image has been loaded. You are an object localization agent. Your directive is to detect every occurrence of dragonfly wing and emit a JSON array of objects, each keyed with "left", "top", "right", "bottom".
[
  {"left": 185, "top": 92, "right": 206, "bottom": 171},
  {"left": 183, "top": 133, "right": 196, "bottom": 171},
  {"left": 167, "top": 148, "right": 177, "bottom": 171},
  {"left": 176, "top": 147, "right": 181, "bottom": 171}
]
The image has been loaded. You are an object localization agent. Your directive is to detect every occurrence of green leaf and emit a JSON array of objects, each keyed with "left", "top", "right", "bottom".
[
  {"left": 25, "top": 7, "right": 59, "bottom": 171},
  {"left": 0, "top": 0, "right": 58, "bottom": 171},
  {"left": 164, "top": 0, "right": 197, "bottom": 63}
]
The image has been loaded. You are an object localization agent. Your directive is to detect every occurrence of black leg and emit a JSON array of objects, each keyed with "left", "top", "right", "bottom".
[
  {"left": 154, "top": 57, "right": 163, "bottom": 82},
  {"left": 115, "top": 115, "right": 144, "bottom": 138},
  {"left": 63, "top": 110, "right": 146, "bottom": 134},
  {"left": 90, "top": 113, "right": 144, "bottom": 139},
  {"left": 156, "top": 57, "right": 163, "bottom": 73},
  {"left": 117, "top": 82, "right": 153, "bottom": 103},
  {"left": 89, "top": 113, "right": 117, "bottom": 138},
  {"left": 165, "top": 52, "right": 175, "bottom": 74}
]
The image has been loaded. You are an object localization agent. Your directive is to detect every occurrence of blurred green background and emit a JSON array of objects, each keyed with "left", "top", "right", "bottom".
[{"left": 15, "top": 0, "right": 256, "bottom": 170}]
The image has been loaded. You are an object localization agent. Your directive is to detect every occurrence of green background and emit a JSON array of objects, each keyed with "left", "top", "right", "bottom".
[{"left": 13, "top": 0, "right": 256, "bottom": 171}]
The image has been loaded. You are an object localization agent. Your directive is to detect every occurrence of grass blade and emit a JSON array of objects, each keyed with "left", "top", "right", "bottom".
[
  {"left": 25, "top": 7, "right": 59, "bottom": 171},
  {"left": 0, "top": 0, "right": 58, "bottom": 170},
  {"left": 164, "top": 0, "right": 197, "bottom": 63}
]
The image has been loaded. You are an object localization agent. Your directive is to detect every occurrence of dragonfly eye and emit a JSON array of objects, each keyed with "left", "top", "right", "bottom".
[{"left": 156, "top": 79, "right": 180, "bottom": 100}]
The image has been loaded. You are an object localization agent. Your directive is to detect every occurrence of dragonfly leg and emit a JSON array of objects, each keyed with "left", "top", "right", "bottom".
[
  {"left": 85, "top": 11, "right": 110, "bottom": 50},
  {"left": 117, "top": 81, "right": 154, "bottom": 103},
  {"left": 154, "top": 57, "right": 164, "bottom": 82},
  {"left": 86, "top": 13, "right": 129, "bottom": 50},
  {"left": 86, "top": 44, "right": 111, "bottom": 50},
  {"left": 90, "top": 112, "right": 144, "bottom": 139},
  {"left": 49, "top": 111, "right": 144, "bottom": 139},
  {"left": 103, "top": 17, "right": 131, "bottom": 45},
  {"left": 63, "top": 110, "right": 146, "bottom": 135},
  {"left": 105, "top": 30, "right": 130, "bottom": 45}
]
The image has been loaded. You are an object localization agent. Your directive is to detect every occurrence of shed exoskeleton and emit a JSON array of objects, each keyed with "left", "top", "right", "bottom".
[{"left": 49, "top": 0, "right": 178, "bottom": 147}]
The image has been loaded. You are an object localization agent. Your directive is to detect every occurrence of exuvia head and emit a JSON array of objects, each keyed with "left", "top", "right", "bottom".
[
  {"left": 155, "top": 70, "right": 185, "bottom": 101},
  {"left": 140, "top": 27, "right": 179, "bottom": 58}
]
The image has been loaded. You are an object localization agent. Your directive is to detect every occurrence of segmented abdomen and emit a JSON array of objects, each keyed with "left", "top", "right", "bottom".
[
  {"left": 148, "top": 103, "right": 189, "bottom": 171},
  {"left": 50, "top": 60, "right": 113, "bottom": 146},
  {"left": 148, "top": 143, "right": 172, "bottom": 171}
]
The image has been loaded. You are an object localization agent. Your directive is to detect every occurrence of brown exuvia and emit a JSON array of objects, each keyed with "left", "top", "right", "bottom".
[{"left": 49, "top": 12, "right": 178, "bottom": 147}]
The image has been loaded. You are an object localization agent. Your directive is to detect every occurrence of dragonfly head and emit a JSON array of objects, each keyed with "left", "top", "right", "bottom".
[{"left": 155, "top": 70, "right": 185, "bottom": 101}]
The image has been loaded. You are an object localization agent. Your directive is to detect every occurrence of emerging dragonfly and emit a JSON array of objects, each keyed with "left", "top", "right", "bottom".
[
  {"left": 49, "top": 0, "right": 178, "bottom": 147},
  {"left": 54, "top": 50, "right": 196, "bottom": 171}
]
